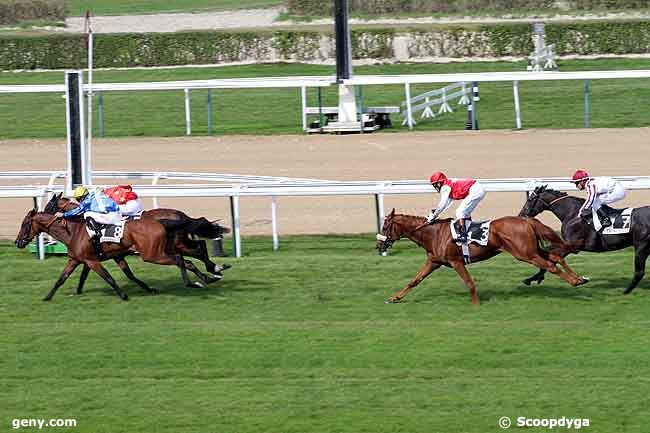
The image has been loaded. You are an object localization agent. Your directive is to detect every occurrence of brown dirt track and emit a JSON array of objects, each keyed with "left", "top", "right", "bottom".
[{"left": 2, "top": 128, "right": 650, "bottom": 240}]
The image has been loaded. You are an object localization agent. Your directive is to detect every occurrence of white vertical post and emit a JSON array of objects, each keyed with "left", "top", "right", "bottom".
[
  {"left": 271, "top": 196, "right": 279, "bottom": 251},
  {"left": 151, "top": 174, "right": 162, "bottom": 209},
  {"left": 35, "top": 195, "right": 45, "bottom": 260},
  {"left": 375, "top": 192, "right": 385, "bottom": 233},
  {"left": 184, "top": 88, "right": 191, "bottom": 136},
  {"left": 86, "top": 15, "right": 93, "bottom": 184},
  {"left": 405, "top": 83, "right": 414, "bottom": 129},
  {"left": 513, "top": 80, "right": 522, "bottom": 130},
  {"left": 300, "top": 86, "right": 307, "bottom": 131},
  {"left": 230, "top": 195, "right": 241, "bottom": 258}
]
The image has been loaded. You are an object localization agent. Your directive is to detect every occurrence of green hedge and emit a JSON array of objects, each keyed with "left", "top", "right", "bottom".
[
  {"left": 287, "top": 0, "right": 646, "bottom": 15},
  {"left": 0, "top": 0, "right": 65, "bottom": 24},
  {"left": 2, "top": 21, "right": 650, "bottom": 70}
]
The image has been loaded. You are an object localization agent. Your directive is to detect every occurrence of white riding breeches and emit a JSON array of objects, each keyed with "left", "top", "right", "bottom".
[
  {"left": 84, "top": 211, "right": 122, "bottom": 226},
  {"left": 456, "top": 182, "right": 486, "bottom": 219},
  {"left": 119, "top": 199, "right": 144, "bottom": 216}
]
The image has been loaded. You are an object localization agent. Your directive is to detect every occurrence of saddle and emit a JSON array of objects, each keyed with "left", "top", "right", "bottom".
[{"left": 582, "top": 206, "right": 633, "bottom": 234}]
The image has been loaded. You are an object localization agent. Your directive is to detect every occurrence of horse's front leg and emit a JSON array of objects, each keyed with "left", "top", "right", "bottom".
[
  {"left": 44, "top": 258, "right": 80, "bottom": 301},
  {"left": 86, "top": 261, "right": 129, "bottom": 301},
  {"left": 450, "top": 259, "right": 480, "bottom": 305},
  {"left": 386, "top": 258, "right": 441, "bottom": 303},
  {"left": 522, "top": 268, "right": 546, "bottom": 286}
]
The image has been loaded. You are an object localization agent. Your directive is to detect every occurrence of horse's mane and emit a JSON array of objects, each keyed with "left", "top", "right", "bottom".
[
  {"left": 542, "top": 188, "right": 584, "bottom": 204},
  {"left": 394, "top": 214, "right": 452, "bottom": 225}
]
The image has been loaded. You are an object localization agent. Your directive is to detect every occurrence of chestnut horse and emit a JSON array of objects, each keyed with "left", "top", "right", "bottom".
[
  {"left": 15, "top": 207, "right": 215, "bottom": 301},
  {"left": 45, "top": 193, "right": 230, "bottom": 292},
  {"left": 376, "top": 209, "right": 588, "bottom": 305}
]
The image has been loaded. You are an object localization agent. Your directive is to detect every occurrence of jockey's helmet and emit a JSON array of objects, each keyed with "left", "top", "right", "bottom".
[
  {"left": 72, "top": 186, "right": 89, "bottom": 200},
  {"left": 571, "top": 169, "right": 590, "bottom": 183},
  {"left": 429, "top": 171, "right": 447, "bottom": 185}
]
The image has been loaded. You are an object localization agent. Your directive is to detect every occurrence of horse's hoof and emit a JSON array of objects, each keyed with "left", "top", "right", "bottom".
[
  {"left": 385, "top": 298, "right": 399, "bottom": 304},
  {"left": 220, "top": 263, "right": 232, "bottom": 271},
  {"left": 522, "top": 279, "right": 532, "bottom": 286},
  {"left": 189, "top": 282, "right": 204, "bottom": 288},
  {"left": 149, "top": 288, "right": 160, "bottom": 295},
  {"left": 120, "top": 294, "right": 129, "bottom": 301},
  {"left": 42, "top": 297, "right": 52, "bottom": 302},
  {"left": 210, "top": 274, "right": 224, "bottom": 281}
]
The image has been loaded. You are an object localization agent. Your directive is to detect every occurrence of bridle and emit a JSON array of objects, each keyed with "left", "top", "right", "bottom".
[
  {"left": 377, "top": 217, "right": 429, "bottom": 249},
  {"left": 525, "top": 190, "right": 568, "bottom": 216}
]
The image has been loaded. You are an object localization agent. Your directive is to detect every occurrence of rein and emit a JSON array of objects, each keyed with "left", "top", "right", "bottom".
[{"left": 548, "top": 195, "right": 570, "bottom": 206}]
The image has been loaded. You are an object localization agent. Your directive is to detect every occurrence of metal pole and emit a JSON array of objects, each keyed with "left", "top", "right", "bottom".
[
  {"left": 513, "top": 80, "right": 522, "bottom": 130},
  {"left": 301, "top": 86, "right": 307, "bottom": 131},
  {"left": 405, "top": 83, "right": 414, "bottom": 130},
  {"left": 471, "top": 81, "right": 479, "bottom": 130},
  {"left": 271, "top": 196, "right": 279, "bottom": 251},
  {"left": 184, "top": 88, "right": 191, "bottom": 135},
  {"left": 230, "top": 195, "right": 241, "bottom": 258},
  {"left": 97, "top": 92, "right": 104, "bottom": 137},
  {"left": 317, "top": 87, "right": 324, "bottom": 133},
  {"left": 357, "top": 86, "right": 364, "bottom": 134},
  {"left": 584, "top": 79, "right": 590, "bottom": 128},
  {"left": 207, "top": 89, "right": 213, "bottom": 136},
  {"left": 86, "top": 13, "right": 93, "bottom": 184}
]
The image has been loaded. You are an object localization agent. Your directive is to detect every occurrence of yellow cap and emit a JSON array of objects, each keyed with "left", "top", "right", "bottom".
[{"left": 72, "top": 186, "right": 88, "bottom": 199}]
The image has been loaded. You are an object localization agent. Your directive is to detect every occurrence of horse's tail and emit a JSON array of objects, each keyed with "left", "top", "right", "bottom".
[
  {"left": 159, "top": 216, "right": 230, "bottom": 239},
  {"left": 527, "top": 218, "right": 578, "bottom": 256}
]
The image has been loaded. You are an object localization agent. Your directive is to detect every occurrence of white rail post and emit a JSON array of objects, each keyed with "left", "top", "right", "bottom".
[
  {"left": 513, "top": 80, "right": 522, "bottom": 130},
  {"left": 33, "top": 195, "right": 45, "bottom": 260},
  {"left": 300, "top": 86, "right": 307, "bottom": 131},
  {"left": 151, "top": 173, "right": 163, "bottom": 209},
  {"left": 375, "top": 191, "right": 388, "bottom": 257},
  {"left": 404, "top": 83, "right": 414, "bottom": 129},
  {"left": 271, "top": 196, "right": 279, "bottom": 251},
  {"left": 184, "top": 88, "right": 191, "bottom": 136},
  {"left": 230, "top": 195, "right": 241, "bottom": 258}
]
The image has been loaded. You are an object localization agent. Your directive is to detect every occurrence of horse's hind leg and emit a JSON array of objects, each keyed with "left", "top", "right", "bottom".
[
  {"left": 87, "top": 261, "right": 129, "bottom": 301},
  {"left": 450, "top": 260, "right": 480, "bottom": 305},
  {"left": 624, "top": 242, "right": 650, "bottom": 294},
  {"left": 386, "top": 259, "right": 441, "bottom": 303},
  {"left": 43, "top": 259, "right": 80, "bottom": 301},
  {"left": 114, "top": 257, "right": 159, "bottom": 294},
  {"left": 183, "top": 259, "right": 222, "bottom": 285},
  {"left": 523, "top": 255, "right": 584, "bottom": 287},
  {"left": 75, "top": 264, "right": 90, "bottom": 295}
]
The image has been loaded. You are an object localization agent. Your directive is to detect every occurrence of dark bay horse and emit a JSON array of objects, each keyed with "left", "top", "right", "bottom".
[
  {"left": 519, "top": 185, "right": 650, "bottom": 294},
  {"left": 376, "top": 209, "right": 587, "bottom": 305},
  {"left": 15, "top": 207, "right": 216, "bottom": 301}
]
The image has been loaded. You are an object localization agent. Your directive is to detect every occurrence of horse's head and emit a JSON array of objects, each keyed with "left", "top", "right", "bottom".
[
  {"left": 376, "top": 209, "right": 418, "bottom": 253},
  {"left": 519, "top": 185, "right": 568, "bottom": 217},
  {"left": 43, "top": 193, "right": 75, "bottom": 214},
  {"left": 15, "top": 208, "right": 39, "bottom": 249}
]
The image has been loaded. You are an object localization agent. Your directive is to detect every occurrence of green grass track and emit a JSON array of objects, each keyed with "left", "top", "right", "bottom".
[
  {"left": 1, "top": 58, "right": 650, "bottom": 139},
  {"left": 1, "top": 235, "right": 650, "bottom": 432}
]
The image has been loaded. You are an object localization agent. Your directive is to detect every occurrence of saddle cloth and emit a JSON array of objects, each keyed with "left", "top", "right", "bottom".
[
  {"left": 449, "top": 220, "right": 491, "bottom": 246},
  {"left": 86, "top": 221, "right": 126, "bottom": 243},
  {"left": 600, "top": 208, "right": 633, "bottom": 235}
]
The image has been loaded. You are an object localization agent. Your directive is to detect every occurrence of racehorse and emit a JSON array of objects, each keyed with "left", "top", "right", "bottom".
[
  {"left": 45, "top": 193, "right": 230, "bottom": 292},
  {"left": 15, "top": 204, "right": 219, "bottom": 301},
  {"left": 519, "top": 185, "right": 650, "bottom": 294},
  {"left": 376, "top": 209, "right": 588, "bottom": 305}
]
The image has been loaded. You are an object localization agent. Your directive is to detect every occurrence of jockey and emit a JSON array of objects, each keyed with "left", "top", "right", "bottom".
[
  {"left": 571, "top": 169, "right": 626, "bottom": 230},
  {"left": 426, "top": 171, "right": 486, "bottom": 242},
  {"left": 104, "top": 184, "right": 144, "bottom": 217},
  {"left": 54, "top": 186, "right": 121, "bottom": 257}
]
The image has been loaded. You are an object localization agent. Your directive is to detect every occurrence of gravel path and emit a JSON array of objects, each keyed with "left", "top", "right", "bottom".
[{"left": 61, "top": 8, "right": 650, "bottom": 34}]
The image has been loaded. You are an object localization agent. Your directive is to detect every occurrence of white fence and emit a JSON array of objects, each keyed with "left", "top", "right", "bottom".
[
  {"left": 5, "top": 170, "right": 650, "bottom": 259},
  {"left": 3, "top": 69, "right": 650, "bottom": 134}
]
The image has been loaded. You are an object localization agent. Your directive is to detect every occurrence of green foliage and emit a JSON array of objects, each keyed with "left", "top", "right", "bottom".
[
  {"left": 2, "top": 237, "right": 650, "bottom": 433},
  {"left": 288, "top": 0, "right": 647, "bottom": 16},
  {"left": 0, "top": 0, "right": 65, "bottom": 25}
]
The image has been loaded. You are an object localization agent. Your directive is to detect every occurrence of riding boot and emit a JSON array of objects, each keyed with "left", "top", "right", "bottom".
[
  {"left": 86, "top": 218, "right": 106, "bottom": 260},
  {"left": 456, "top": 218, "right": 468, "bottom": 243},
  {"left": 596, "top": 208, "right": 612, "bottom": 230}
]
